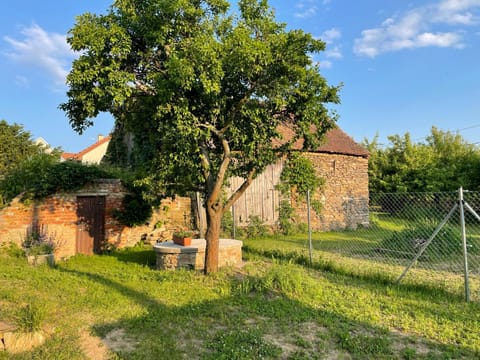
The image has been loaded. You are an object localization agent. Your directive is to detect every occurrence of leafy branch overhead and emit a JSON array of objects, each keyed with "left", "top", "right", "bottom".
[{"left": 60, "top": 0, "right": 340, "bottom": 272}]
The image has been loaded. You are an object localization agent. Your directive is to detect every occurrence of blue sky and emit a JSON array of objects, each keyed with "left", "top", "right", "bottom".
[{"left": 1, "top": 0, "right": 480, "bottom": 152}]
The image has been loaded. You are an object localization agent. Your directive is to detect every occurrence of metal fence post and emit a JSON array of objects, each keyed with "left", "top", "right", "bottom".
[
  {"left": 459, "top": 187, "right": 471, "bottom": 302},
  {"left": 307, "top": 190, "right": 313, "bottom": 265},
  {"left": 232, "top": 203, "right": 236, "bottom": 239}
]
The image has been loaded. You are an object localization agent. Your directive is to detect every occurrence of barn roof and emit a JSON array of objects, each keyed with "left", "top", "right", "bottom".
[{"left": 275, "top": 125, "right": 369, "bottom": 158}]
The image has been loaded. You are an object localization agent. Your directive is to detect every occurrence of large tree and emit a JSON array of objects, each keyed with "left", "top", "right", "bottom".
[
  {"left": 0, "top": 120, "right": 43, "bottom": 179},
  {"left": 60, "top": 0, "right": 340, "bottom": 273}
]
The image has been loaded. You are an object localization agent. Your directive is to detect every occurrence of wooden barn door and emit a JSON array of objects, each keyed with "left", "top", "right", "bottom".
[{"left": 76, "top": 196, "right": 105, "bottom": 255}]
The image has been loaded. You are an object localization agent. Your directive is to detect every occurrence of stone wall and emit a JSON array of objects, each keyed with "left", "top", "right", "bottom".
[
  {"left": 297, "top": 153, "right": 369, "bottom": 231},
  {"left": 0, "top": 180, "right": 192, "bottom": 258}
]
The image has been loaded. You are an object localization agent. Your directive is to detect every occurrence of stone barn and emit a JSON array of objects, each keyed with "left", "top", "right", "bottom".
[{"left": 227, "top": 127, "right": 369, "bottom": 231}]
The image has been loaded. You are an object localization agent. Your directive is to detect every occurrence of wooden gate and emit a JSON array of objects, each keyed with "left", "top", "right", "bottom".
[{"left": 76, "top": 196, "right": 105, "bottom": 255}]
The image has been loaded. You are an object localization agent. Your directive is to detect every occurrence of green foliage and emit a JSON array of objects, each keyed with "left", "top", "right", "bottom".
[
  {"left": 0, "top": 154, "right": 115, "bottom": 204},
  {"left": 278, "top": 153, "right": 325, "bottom": 197},
  {"left": 0, "top": 153, "right": 154, "bottom": 227},
  {"left": 278, "top": 200, "right": 297, "bottom": 235},
  {"left": 205, "top": 328, "right": 281, "bottom": 359},
  {"left": 246, "top": 215, "right": 268, "bottom": 238},
  {"left": 221, "top": 210, "right": 234, "bottom": 236},
  {"left": 15, "top": 303, "right": 45, "bottom": 332},
  {"left": 60, "top": 0, "right": 340, "bottom": 263},
  {"left": 0, "top": 120, "right": 46, "bottom": 179},
  {"left": 337, "top": 332, "right": 392, "bottom": 357},
  {"left": 365, "top": 127, "right": 480, "bottom": 192},
  {"left": 278, "top": 200, "right": 308, "bottom": 235},
  {"left": 113, "top": 193, "right": 153, "bottom": 227}
]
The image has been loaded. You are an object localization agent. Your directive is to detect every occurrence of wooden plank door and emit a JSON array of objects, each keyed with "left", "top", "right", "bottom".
[{"left": 76, "top": 196, "right": 105, "bottom": 255}]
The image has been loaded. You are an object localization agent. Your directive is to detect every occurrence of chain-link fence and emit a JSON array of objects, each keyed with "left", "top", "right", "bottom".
[{"left": 231, "top": 188, "right": 480, "bottom": 302}]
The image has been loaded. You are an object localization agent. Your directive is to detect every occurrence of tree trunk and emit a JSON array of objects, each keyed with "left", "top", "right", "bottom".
[{"left": 204, "top": 205, "right": 222, "bottom": 274}]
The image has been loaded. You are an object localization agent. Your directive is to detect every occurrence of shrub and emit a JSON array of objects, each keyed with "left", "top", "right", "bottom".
[
  {"left": 22, "top": 222, "right": 56, "bottom": 256},
  {"left": 246, "top": 215, "right": 268, "bottom": 238}
]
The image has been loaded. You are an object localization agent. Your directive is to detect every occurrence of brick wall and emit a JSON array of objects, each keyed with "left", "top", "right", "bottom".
[{"left": 0, "top": 180, "right": 192, "bottom": 258}]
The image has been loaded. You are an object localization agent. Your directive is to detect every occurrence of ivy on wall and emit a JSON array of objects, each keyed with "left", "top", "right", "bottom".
[{"left": 277, "top": 153, "right": 325, "bottom": 234}]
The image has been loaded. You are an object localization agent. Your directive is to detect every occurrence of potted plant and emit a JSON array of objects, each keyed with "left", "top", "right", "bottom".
[
  {"left": 172, "top": 230, "right": 193, "bottom": 246},
  {"left": 22, "top": 223, "right": 56, "bottom": 266}
]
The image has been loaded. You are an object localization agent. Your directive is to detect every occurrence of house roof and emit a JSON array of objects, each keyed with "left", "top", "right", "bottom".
[
  {"left": 61, "top": 135, "right": 112, "bottom": 161},
  {"left": 275, "top": 125, "right": 369, "bottom": 158}
]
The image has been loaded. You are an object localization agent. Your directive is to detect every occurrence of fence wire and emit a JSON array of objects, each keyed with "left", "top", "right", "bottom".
[
  {"left": 306, "top": 190, "right": 480, "bottom": 301},
  {"left": 231, "top": 189, "right": 480, "bottom": 301}
]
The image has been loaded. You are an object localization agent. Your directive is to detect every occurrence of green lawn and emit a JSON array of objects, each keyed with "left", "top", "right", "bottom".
[{"left": 1, "top": 241, "right": 479, "bottom": 359}]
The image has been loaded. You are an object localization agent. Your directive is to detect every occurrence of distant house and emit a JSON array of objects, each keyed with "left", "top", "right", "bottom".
[
  {"left": 34, "top": 137, "right": 54, "bottom": 154},
  {"left": 61, "top": 135, "right": 111, "bottom": 164}
]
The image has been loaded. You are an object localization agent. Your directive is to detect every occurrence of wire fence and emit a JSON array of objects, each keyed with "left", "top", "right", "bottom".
[{"left": 231, "top": 188, "right": 480, "bottom": 302}]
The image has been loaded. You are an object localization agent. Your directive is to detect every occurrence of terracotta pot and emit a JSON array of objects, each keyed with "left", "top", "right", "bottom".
[{"left": 173, "top": 235, "right": 192, "bottom": 246}]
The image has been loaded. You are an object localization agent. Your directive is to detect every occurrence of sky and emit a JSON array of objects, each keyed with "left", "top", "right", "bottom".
[{"left": 1, "top": 0, "right": 480, "bottom": 153}]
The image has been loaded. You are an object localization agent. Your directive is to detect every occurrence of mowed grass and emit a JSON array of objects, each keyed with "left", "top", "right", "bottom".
[{"left": 0, "top": 241, "right": 479, "bottom": 359}]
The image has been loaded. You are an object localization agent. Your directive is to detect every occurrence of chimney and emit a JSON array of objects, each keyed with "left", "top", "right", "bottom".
[{"left": 97, "top": 134, "right": 104, "bottom": 142}]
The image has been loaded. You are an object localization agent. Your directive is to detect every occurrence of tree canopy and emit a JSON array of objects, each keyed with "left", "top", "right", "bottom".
[
  {"left": 364, "top": 127, "right": 480, "bottom": 193},
  {"left": 0, "top": 120, "right": 44, "bottom": 179},
  {"left": 60, "top": 0, "right": 340, "bottom": 272}
]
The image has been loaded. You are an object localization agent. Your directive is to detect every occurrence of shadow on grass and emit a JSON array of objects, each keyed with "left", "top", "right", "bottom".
[
  {"left": 105, "top": 245, "right": 157, "bottom": 268},
  {"left": 243, "top": 245, "right": 470, "bottom": 303},
  {"left": 44, "top": 240, "right": 479, "bottom": 360}
]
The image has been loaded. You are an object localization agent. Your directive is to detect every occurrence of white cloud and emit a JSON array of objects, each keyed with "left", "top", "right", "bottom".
[
  {"left": 321, "top": 27, "right": 341, "bottom": 43},
  {"left": 295, "top": 0, "right": 319, "bottom": 18},
  {"left": 3, "top": 24, "right": 74, "bottom": 86},
  {"left": 317, "top": 27, "right": 343, "bottom": 67},
  {"left": 326, "top": 45, "right": 343, "bottom": 59},
  {"left": 319, "top": 59, "right": 332, "bottom": 69},
  {"left": 354, "top": 0, "right": 480, "bottom": 57}
]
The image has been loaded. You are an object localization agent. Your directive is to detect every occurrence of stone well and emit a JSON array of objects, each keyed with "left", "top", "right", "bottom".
[{"left": 153, "top": 238, "right": 242, "bottom": 270}]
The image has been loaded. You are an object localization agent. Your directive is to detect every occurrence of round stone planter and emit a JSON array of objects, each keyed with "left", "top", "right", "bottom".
[
  {"left": 26, "top": 254, "right": 55, "bottom": 266},
  {"left": 153, "top": 238, "right": 242, "bottom": 271}
]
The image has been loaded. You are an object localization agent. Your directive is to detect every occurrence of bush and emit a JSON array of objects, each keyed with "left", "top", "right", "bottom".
[{"left": 246, "top": 215, "right": 268, "bottom": 238}]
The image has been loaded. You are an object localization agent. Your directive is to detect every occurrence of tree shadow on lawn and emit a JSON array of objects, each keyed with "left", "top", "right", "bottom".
[
  {"left": 55, "top": 265, "right": 479, "bottom": 360},
  {"left": 104, "top": 245, "right": 157, "bottom": 268},
  {"left": 243, "top": 245, "right": 472, "bottom": 302}
]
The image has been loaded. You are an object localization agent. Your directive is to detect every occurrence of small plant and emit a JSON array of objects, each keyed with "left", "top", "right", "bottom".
[
  {"left": 246, "top": 215, "right": 268, "bottom": 238},
  {"left": 221, "top": 210, "right": 234, "bottom": 236},
  {"left": 16, "top": 303, "right": 45, "bottom": 332},
  {"left": 22, "top": 222, "right": 56, "bottom": 256},
  {"left": 173, "top": 230, "right": 194, "bottom": 238},
  {"left": 173, "top": 230, "right": 194, "bottom": 246},
  {"left": 205, "top": 328, "right": 281, "bottom": 359}
]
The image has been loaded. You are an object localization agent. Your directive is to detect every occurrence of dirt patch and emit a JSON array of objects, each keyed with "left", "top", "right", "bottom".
[
  {"left": 80, "top": 331, "right": 110, "bottom": 360},
  {"left": 262, "top": 321, "right": 329, "bottom": 359},
  {"left": 80, "top": 328, "right": 138, "bottom": 359},
  {"left": 103, "top": 328, "right": 138, "bottom": 353}
]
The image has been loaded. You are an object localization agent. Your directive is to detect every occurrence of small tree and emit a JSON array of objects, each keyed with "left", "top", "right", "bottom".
[
  {"left": 0, "top": 120, "right": 44, "bottom": 179},
  {"left": 60, "top": 0, "right": 340, "bottom": 273}
]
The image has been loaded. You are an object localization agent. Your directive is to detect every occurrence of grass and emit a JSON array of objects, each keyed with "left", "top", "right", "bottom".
[{"left": 0, "top": 241, "right": 479, "bottom": 359}]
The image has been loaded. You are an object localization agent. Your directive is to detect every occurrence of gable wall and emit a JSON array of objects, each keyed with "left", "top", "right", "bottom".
[{"left": 301, "top": 152, "right": 369, "bottom": 230}]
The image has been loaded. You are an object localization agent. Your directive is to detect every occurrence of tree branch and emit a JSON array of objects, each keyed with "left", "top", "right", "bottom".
[{"left": 223, "top": 167, "right": 256, "bottom": 212}]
